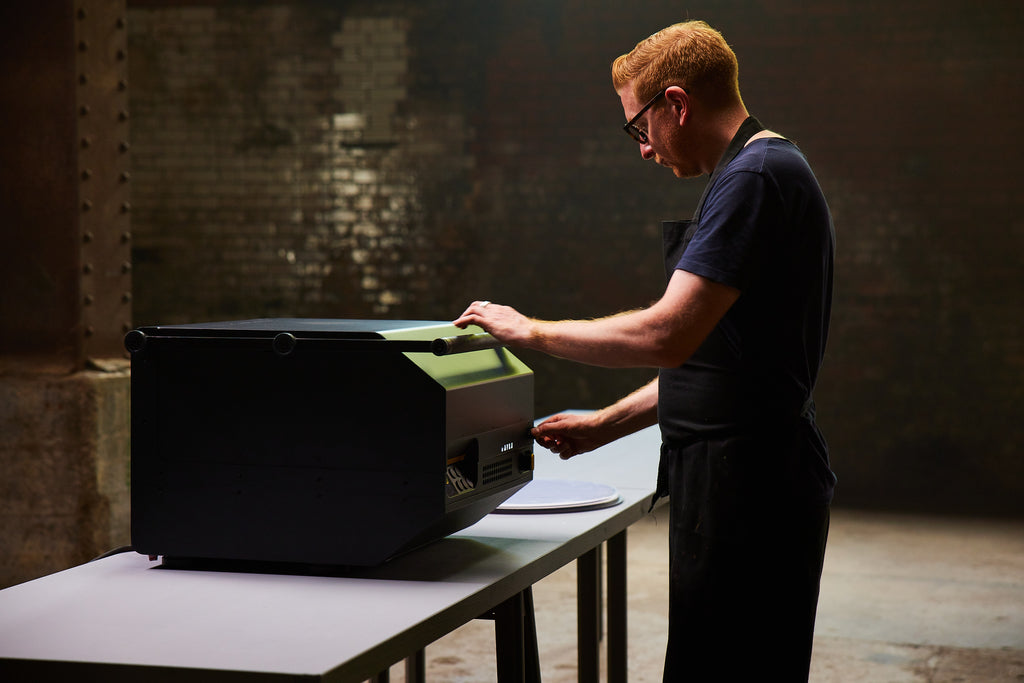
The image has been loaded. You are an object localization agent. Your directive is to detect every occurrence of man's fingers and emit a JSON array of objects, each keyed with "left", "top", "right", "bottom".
[{"left": 454, "top": 300, "right": 494, "bottom": 328}]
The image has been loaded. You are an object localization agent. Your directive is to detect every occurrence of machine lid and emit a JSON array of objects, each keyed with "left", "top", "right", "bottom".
[{"left": 136, "top": 318, "right": 452, "bottom": 340}]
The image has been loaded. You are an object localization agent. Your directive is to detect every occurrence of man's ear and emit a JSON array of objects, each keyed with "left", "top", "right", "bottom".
[{"left": 664, "top": 86, "right": 689, "bottom": 124}]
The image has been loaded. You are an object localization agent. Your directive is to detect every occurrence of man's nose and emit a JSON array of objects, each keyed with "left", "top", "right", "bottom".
[{"left": 640, "top": 142, "right": 656, "bottom": 160}]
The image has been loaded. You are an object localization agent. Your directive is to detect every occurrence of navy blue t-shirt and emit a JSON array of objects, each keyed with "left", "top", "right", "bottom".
[
  {"left": 677, "top": 138, "right": 834, "bottom": 419},
  {"left": 660, "top": 136, "right": 837, "bottom": 505}
]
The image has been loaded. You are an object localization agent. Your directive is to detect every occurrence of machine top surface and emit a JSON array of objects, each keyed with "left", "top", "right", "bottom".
[{"left": 139, "top": 318, "right": 451, "bottom": 339}]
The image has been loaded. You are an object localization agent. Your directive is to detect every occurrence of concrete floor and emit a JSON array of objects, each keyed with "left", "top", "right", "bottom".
[{"left": 379, "top": 508, "right": 1024, "bottom": 682}]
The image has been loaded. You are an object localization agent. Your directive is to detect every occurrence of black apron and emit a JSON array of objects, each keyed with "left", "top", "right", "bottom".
[
  {"left": 655, "top": 115, "right": 769, "bottom": 500},
  {"left": 654, "top": 117, "right": 819, "bottom": 499},
  {"left": 653, "top": 117, "right": 829, "bottom": 682}
]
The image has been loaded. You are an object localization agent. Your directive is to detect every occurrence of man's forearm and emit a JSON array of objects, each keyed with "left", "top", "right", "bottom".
[
  {"left": 454, "top": 270, "right": 740, "bottom": 369},
  {"left": 532, "top": 378, "right": 659, "bottom": 458},
  {"left": 592, "top": 378, "right": 660, "bottom": 440},
  {"left": 526, "top": 310, "right": 670, "bottom": 368}
]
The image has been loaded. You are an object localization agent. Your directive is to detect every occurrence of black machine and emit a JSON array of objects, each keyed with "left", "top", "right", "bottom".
[{"left": 126, "top": 318, "right": 534, "bottom": 567}]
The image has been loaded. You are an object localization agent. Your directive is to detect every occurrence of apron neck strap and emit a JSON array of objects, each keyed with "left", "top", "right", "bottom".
[{"left": 692, "top": 116, "right": 765, "bottom": 221}]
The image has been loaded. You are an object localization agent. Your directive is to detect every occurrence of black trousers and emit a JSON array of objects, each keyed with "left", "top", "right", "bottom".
[{"left": 660, "top": 437, "right": 831, "bottom": 682}]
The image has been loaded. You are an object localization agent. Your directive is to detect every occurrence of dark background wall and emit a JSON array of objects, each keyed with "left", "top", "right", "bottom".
[{"left": 124, "top": 0, "right": 1023, "bottom": 517}]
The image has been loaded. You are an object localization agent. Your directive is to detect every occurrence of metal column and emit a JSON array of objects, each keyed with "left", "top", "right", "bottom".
[{"left": 0, "top": 1, "right": 130, "bottom": 372}]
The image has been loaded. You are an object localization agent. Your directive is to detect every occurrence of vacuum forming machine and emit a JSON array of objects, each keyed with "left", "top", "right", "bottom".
[{"left": 125, "top": 318, "right": 534, "bottom": 567}]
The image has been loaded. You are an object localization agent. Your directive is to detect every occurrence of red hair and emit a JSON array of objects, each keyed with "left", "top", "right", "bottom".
[{"left": 612, "top": 21, "right": 743, "bottom": 110}]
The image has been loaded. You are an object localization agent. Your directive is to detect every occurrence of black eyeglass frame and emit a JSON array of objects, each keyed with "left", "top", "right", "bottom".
[{"left": 622, "top": 87, "right": 686, "bottom": 144}]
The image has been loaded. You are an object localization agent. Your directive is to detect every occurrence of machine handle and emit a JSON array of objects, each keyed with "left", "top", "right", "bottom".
[
  {"left": 123, "top": 330, "right": 502, "bottom": 357},
  {"left": 430, "top": 333, "right": 503, "bottom": 356}
]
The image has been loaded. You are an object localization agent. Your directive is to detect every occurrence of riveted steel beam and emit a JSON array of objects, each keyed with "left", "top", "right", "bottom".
[
  {"left": 76, "top": 0, "right": 132, "bottom": 362},
  {"left": 0, "top": 1, "right": 130, "bottom": 372}
]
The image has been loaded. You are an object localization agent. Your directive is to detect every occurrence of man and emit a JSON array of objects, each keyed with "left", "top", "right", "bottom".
[{"left": 455, "top": 20, "right": 835, "bottom": 681}]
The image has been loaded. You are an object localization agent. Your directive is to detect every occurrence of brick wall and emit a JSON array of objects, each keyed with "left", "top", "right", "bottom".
[{"left": 126, "top": 0, "right": 1022, "bottom": 516}]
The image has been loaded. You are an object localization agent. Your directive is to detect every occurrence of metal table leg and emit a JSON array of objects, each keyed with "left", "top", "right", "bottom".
[
  {"left": 577, "top": 546, "right": 601, "bottom": 683},
  {"left": 607, "top": 530, "right": 628, "bottom": 683},
  {"left": 488, "top": 587, "right": 541, "bottom": 683},
  {"left": 405, "top": 650, "right": 425, "bottom": 683},
  {"left": 578, "top": 530, "right": 629, "bottom": 683}
]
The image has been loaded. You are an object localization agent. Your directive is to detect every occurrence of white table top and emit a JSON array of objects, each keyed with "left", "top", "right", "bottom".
[{"left": 0, "top": 420, "right": 662, "bottom": 681}]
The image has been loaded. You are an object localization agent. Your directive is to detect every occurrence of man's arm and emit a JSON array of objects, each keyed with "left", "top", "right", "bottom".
[
  {"left": 533, "top": 378, "right": 659, "bottom": 459},
  {"left": 454, "top": 269, "right": 739, "bottom": 369}
]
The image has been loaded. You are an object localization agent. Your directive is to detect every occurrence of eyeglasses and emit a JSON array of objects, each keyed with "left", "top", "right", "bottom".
[{"left": 622, "top": 87, "right": 685, "bottom": 144}]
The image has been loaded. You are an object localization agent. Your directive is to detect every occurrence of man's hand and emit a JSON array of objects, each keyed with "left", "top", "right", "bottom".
[
  {"left": 533, "top": 380, "right": 660, "bottom": 460},
  {"left": 453, "top": 300, "right": 536, "bottom": 348},
  {"left": 532, "top": 412, "right": 616, "bottom": 460}
]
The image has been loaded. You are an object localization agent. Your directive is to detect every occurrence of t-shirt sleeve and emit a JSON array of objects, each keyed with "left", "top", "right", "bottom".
[{"left": 675, "top": 168, "right": 780, "bottom": 291}]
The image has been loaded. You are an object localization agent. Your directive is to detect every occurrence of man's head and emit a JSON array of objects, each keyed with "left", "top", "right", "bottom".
[
  {"left": 612, "top": 20, "right": 743, "bottom": 110},
  {"left": 613, "top": 21, "right": 747, "bottom": 176}
]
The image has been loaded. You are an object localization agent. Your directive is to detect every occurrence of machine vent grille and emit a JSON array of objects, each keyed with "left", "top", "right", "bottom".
[{"left": 482, "top": 458, "right": 515, "bottom": 485}]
